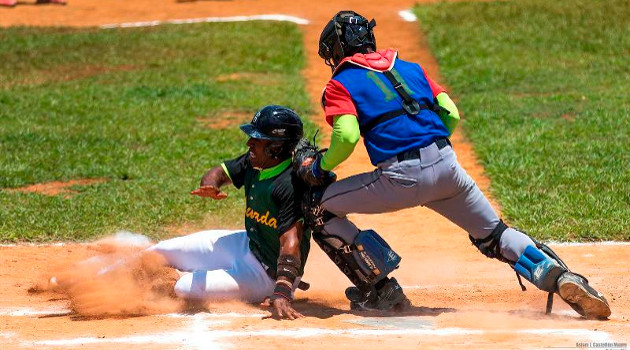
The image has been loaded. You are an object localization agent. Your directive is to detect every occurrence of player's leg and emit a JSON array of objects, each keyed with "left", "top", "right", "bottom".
[
  {"left": 148, "top": 229, "right": 248, "bottom": 272},
  {"left": 172, "top": 249, "right": 275, "bottom": 302},
  {"left": 313, "top": 143, "right": 470, "bottom": 311},
  {"left": 304, "top": 170, "right": 416, "bottom": 311},
  {"left": 320, "top": 167, "right": 425, "bottom": 216},
  {"left": 315, "top": 217, "right": 408, "bottom": 311},
  {"left": 422, "top": 153, "right": 533, "bottom": 261},
  {"left": 425, "top": 147, "right": 610, "bottom": 319}
]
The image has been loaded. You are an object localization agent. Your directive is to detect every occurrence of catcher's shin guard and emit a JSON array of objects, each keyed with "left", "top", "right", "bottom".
[
  {"left": 312, "top": 231, "right": 374, "bottom": 291},
  {"left": 514, "top": 245, "right": 566, "bottom": 293},
  {"left": 312, "top": 229, "right": 402, "bottom": 292}
]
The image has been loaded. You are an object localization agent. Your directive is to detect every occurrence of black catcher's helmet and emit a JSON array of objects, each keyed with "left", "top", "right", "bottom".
[
  {"left": 318, "top": 11, "right": 377, "bottom": 70},
  {"left": 240, "top": 105, "right": 303, "bottom": 159}
]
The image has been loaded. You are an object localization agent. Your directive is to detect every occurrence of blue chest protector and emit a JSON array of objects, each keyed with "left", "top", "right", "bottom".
[{"left": 332, "top": 59, "right": 449, "bottom": 165}]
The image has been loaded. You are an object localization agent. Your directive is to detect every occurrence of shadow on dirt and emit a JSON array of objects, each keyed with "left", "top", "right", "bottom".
[
  {"left": 34, "top": 297, "right": 457, "bottom": 321},
  {"left": 292, "top": 299, "right": 457, "bottom": 320}
]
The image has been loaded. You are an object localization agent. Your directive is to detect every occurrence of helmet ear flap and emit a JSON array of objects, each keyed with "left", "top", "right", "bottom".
[
  {"left": 266, "top": 141, "right": 285, "bottom": 159},
  {"left": 266, "top": 137, "right": 300, "bottom": 159}
]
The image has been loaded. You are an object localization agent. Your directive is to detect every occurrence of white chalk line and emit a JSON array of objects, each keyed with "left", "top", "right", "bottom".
[
  {"left": 0, "top": 242, "right": 67, "bottom": 247},
  {"left": 398, "top": 10, "right": 418, "bottom": 22},
  {"left": 10, "top": 310, "right": 614, "bottom": 348},
  {"left": 0, "top": 307, "right": 70, "bottom": 317},
  {"left": 100, "top": 14, "right": 309, "bottom": 29},
  {"left": 548, "top": 241, "right": 630, "bottom": 246},
  {"left": 28, "top": 326, "right": 613, "bottom": 348}
]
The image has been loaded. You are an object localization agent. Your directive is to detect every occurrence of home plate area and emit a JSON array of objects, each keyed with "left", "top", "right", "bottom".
[{"left": 2, "top": 306, "right": 619, "bottom": 350}]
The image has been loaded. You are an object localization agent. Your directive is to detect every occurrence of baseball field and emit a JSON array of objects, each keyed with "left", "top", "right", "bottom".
[{"left": 1, "top": 0, "right": 629, "bottom": 349}]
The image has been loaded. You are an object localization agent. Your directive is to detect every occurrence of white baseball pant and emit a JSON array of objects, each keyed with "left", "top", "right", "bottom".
[{"left": 148, "top": 229, "right": 275, "bottom": 302}]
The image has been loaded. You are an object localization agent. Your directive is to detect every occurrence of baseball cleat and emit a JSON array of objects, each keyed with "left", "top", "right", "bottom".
[
  {"left": 346, "top": 277, "right": 410, "bottom": 311},
  {"left": 557, "top": 272, "right": 611, "bottom": 319}
]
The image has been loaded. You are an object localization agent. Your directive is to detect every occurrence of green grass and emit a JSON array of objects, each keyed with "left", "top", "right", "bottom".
[
  {"left": 415, "top": 0, "right": 630, "bottom": 241},
  {"left": 0, "top": 22, "right": 314, "bottom": 242}
]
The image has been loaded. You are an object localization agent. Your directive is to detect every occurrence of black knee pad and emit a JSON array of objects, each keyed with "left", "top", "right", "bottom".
[{"left": 469, "top": 220, "right": 511, "bottom": 263}]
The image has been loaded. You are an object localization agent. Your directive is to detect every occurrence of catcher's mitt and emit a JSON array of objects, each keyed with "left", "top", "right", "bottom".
[{"left": 292, "top": 138, "right": 336, "bottom": 187}]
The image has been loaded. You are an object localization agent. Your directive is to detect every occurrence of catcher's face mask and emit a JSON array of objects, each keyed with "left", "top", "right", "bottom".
[{"left": 318, "top": 11, "right": 377, "bottom": 70}]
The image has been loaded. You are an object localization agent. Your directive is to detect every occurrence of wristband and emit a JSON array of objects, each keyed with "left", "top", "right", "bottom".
[
  {"left": 277, "top": 255, "right": 300, "bottom": 284},
  {"left": 272, "top": 281, "right": 293, "bottom": 301}
]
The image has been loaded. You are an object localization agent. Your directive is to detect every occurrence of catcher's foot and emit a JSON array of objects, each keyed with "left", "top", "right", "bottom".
[
  {"left": 557, "top": 272, "right": 611, "bottom": 319},
  {"left": 346, "top": 277, "right": 410, "bottom": 312}
]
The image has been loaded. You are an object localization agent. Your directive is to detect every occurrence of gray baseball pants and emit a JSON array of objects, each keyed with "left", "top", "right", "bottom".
[{"left": 320, "top": 142, "right": 533, "bottom": 262}]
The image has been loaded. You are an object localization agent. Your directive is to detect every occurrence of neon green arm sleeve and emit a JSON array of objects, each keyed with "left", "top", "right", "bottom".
[
  {"left": 320, "top": 114, "right": 360, "bottom": 171},
  {"left": 436, "top": 92, "right": 460, "bottom": 135}
]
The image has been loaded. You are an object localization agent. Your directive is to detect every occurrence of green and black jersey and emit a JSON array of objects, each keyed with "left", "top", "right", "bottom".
[{"left": 222, "top": 154, "right": 310, "bottom": 275}]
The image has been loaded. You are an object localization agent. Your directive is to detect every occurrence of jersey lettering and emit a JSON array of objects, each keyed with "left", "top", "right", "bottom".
[
  {"left": 246, "top": 207, "right": 278, "bottom": 229},
  {"left": 366, "top": 71, "right": 396, "bottom": 101}
]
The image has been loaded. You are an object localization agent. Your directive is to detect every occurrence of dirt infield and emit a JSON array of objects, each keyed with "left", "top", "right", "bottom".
[{"left": 1, "top": 1, "right": 629, "bottom": 349}]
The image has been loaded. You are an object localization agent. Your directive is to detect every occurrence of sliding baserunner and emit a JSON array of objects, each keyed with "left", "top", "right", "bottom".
[{"left": 151, "top": 105, "right": 310, "bottom": 320}]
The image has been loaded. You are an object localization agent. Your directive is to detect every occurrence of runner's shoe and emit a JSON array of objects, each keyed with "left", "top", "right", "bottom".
[{"left": 557, "top": 272, "right": 611, "bottom": 319}]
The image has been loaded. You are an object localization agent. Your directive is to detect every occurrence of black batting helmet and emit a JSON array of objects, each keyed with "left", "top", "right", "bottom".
[
  {"left": 318, "top": 11, "right": 377, "bottom": 70},
  {"left": 240, "top": 105, "right": 303, "bottom": 159}
]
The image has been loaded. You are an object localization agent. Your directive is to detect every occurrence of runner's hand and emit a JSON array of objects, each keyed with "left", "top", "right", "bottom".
[
  {"left": 260, "top": 297, "right": 304, "bottom": 320},
  {"left": 190, "top": 185, "right": 227, "bottom": 199}
]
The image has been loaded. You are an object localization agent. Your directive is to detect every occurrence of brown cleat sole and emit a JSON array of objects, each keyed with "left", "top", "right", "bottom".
[{"left": 558, "top": 274, "right": 611, "bottom": 320}]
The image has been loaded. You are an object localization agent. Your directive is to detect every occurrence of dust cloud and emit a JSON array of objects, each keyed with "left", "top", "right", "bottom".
[{"left": 30, "top": 232, "right": 183, "bottom": 317}]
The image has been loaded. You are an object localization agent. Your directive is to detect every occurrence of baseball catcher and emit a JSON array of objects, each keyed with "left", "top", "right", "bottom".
[
  {"left": 293, "top": 10, "right": 610, "bottom": 319},
  {"left": 150, "top": 105, "right": 310, "bottom": 320}
]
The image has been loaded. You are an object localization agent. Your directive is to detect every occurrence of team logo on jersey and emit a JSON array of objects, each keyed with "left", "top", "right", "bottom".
[{"left": 245, "top": 207, "right": 278, "bottom": 229}]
